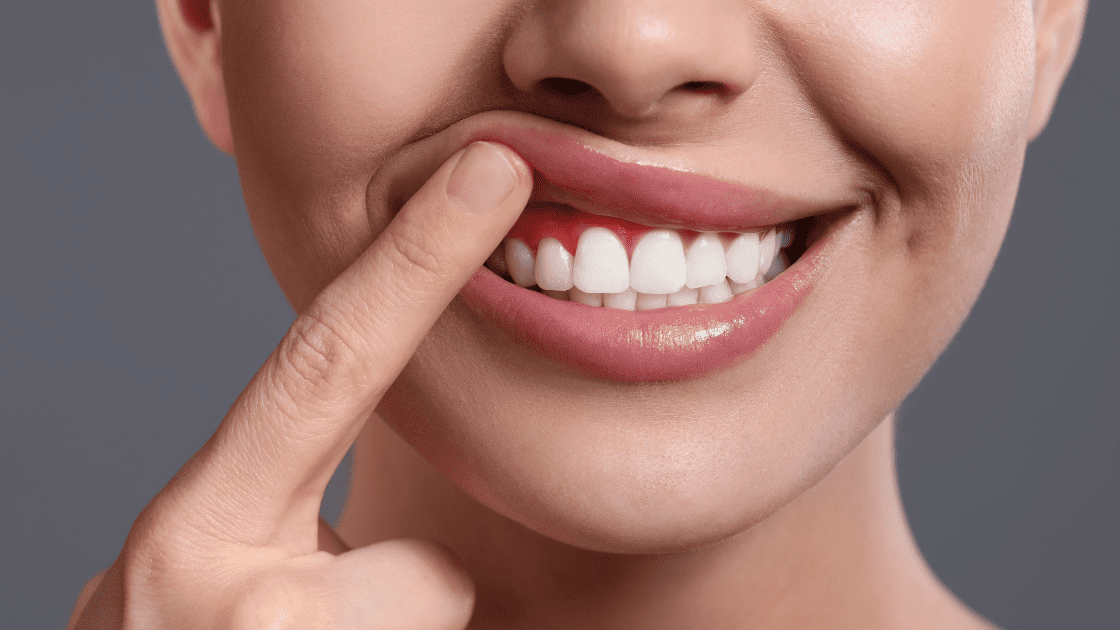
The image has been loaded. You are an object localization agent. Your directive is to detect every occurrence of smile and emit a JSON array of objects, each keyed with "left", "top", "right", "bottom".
[{"left": 378, "top": 113, "right": 859, "bottom": 382}]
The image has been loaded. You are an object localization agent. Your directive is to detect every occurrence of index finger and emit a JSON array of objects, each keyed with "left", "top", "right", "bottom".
[{"left": 170, "top": 142, "right": 531, "bottom": 544}]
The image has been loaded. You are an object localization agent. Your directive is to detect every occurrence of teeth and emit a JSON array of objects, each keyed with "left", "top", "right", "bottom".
[
  {"left": 493, "top": 221, "right": 797, "bottom": 311},
  {"left": 569, "top": 286, "right": 603, "bottom": 307},
  {"left": 602, "top": 287, "right": 638, "bottom": 311},
  {"left": 778, "top": 224, "right": 795, "bottom": 249},
  {"left": 699, "top": 280, "right": 734, "bottom": 304},
  {"left": 763, "top": 250, "right": 789, "bottom": 282},
  {"left": 573, "top": 227, "right": 630, "bottom": 294},
  {"left": 636, "top": 292, "right": 668, "bottom": 311},
  {"left": 630, "top": 229, "right": 687, "bottom": 294},
  {"left": 505, "top": 238, "right": 536, "bottom": 287},
  {"left": 730, "top": 278, "right": 759, "bottom": 295},
  {"left": 724, "top": 232, "right": 761, "bottom": 284},
  {"left": 535, "top": 238, "right": 574, "bottom": 291},
  {"left": 666, "top": 286, "right": 700, "bottom": 306},
  {"left": 684, "top": 233, "right": 728, "bottom": 289},
  {"left": 486, "top": 246, "right": 509, "bottom": 278},
  {"left": 757, "top": 228, "right": 778, "bottom": 281}
]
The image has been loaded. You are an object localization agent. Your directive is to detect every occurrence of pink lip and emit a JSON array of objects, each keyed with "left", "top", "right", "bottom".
[
  {"left": 452, "top": 125, "right": 850, "bottom": 382},
  {"left": 469, "top": 125, "right": 815, "bottom": 232}
]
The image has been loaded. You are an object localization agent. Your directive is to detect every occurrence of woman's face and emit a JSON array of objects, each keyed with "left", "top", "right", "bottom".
[{"left": 217, "top": 0, "right": 1038, "bottom": 552}]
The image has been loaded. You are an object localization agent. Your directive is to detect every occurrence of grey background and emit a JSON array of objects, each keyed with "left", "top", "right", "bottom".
[{"left": 1, "top": 2, "right": 1116, "bottom": 628}]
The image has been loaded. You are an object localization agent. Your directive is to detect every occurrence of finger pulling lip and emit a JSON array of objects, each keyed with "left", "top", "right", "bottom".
[{"left": 467, "top": 118, "right": 829, "bottom": 232}]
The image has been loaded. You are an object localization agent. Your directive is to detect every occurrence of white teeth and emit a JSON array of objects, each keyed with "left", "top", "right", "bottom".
[
  {"left": 535, "top": 238, "right": 574, "bottom": 291},
  {"left": 505, "top": 238, "right": 536, "bottom": 287},
  {"left": 494, "top": 220, "right": 796, "bottom": 311},
  {"left": 666, "top": 286, "right": 700, "bottom": 306},
  {"left": 684, "top": 233, "right": 728, "bottom": 289},
  {"left": 724, "top": 232, "right": 760, "bottom": 284},
  {"left": 730, "top": 278, "right": 759, "bottom": 295},
  {"left": 602, "top": 287, "right": 638, "bottom": 311},
  {"left": 573, "top": 227, "right": 630, "bottom": 294},
  {"left": 763, "top": 250, "right": 789, "bottom": 282},
  {"left": 757, "top": 228, "right": 778, "bottom": 280},
  {"left": 636, "top": 292, "right": 667, "bottom": 311},
  {"left": 699, "top": 280, "right": 734, "bottom": 304},
  {"left": 569, "top": 287, "right": 603, "bottom": 307},
  {"left": 630, "top": 229, "right": 686, "bottom": 294}
]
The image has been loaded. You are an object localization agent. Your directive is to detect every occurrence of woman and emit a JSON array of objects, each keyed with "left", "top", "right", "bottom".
[{"left": 71, "top": 0, "right": 1089, "bottom": 627}]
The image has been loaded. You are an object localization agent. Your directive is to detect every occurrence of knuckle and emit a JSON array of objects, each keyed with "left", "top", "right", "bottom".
[
  {"left": 227, "top": 574, "right": 312, "bottom": 630},
  {"left": 382, "top": 539, "right": 476, "bottom": 626},
  {"left": 381, "top": 223, "right": 449, "bottom": 289},
  {"left": 273, "top": 308, "right": 364, "bottom": 403}
]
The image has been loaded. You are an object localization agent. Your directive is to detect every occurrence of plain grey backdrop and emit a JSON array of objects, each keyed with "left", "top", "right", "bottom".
[{"left": 1, "top": 2, "right": 1117, "bottom": 628}]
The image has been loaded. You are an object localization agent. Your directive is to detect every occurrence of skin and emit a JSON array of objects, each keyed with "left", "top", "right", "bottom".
[{"left": 71, "top": 0, "right": 1088, "bottom": 628}]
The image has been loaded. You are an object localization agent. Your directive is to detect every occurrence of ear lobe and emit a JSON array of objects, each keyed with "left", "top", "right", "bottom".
[
  {"left": 1028, "top": 0, "right": 1089, "bottom": 141},
  {"left": 157, "top": 0, "right": 233, "bottom": 154}
]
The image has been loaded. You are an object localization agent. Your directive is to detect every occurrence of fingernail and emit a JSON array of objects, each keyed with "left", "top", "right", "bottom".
[{"left": 446, "top": 141, "right": 520, "bottom": 215}]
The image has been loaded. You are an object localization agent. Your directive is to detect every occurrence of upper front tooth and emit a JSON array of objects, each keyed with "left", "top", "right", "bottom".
[
  {"left": 630, "top": 229, "right": 686, "bottom": 294},
  {"left": 535, "top": 238, "right": 574, "bottom": 291},
  {"left": 505, "top": 238, "right": 536, "bottom": 287},
  {"left": 725, "top": 232, "right": 760, "bottom": 284},
  {"left": 573, "top": 227, "right": 630, "bottom": 294},
  {"left": 685, "top": 233, "right": 728, "bottom": 289}
]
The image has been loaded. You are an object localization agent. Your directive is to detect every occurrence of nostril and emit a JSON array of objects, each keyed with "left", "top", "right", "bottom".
[
  {"left": 539, "top": 77, "right": 596, "bottom": 97},
  {"left": 679, "top": 81, "right": 725, "bottom": 95}
]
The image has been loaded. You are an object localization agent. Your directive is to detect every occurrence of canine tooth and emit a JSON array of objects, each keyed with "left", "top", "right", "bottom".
[
  {"left": 685, "top": 233, "right": 728, "bottom": 289},
  {"left": 505, "top": 239, "right": 536, "bottom": 287},
  {"left": 543, "top": 289, "right": 570, "bottom": 301},
  {"left": 569, "top": 287, "right": 603, "bottom": 307},
  {"left": 757, "top": 228, "right": 778, "bottom": 278},
  {"left": 535, "top": 238, "right": 574, "bottom": 291},
  {"left": 636, "top": 292, "right": 667, "bottom": 311},
  {"left": 603, "top": 287, "right": 638, "bottom": 311},
  {"left": 725, "top": 232, "right": 760, "bottom": 284},
  {"left": 699, "top": 280, "right": 733, "bottom": 304},
  {"left": 630, "top": 229, "right": 686, "bottom": 294},
  {"left": 730, "top": 278, "right": 759, "bottom": 295},
  {"left": 666, "top": 286, "right": 700, "bottom": 306},
  {"left": 763, "top": 251, "right": 789, "bottom": 282},
  {"left": 573, "top": 227, "right": 630, "bottom": 293}
]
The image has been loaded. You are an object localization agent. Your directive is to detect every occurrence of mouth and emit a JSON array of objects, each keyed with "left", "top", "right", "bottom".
[{"left": 374, "top": 113, "right": 858, "bottom": 382}]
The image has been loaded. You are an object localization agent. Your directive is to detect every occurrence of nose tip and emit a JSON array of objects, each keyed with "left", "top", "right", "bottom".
[{"left": 503, "top": 2, "right": 758, "bottom": 121}]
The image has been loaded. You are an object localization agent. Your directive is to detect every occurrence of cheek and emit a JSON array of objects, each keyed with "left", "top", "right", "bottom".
[
  {"left": 772, "top": 0, "right": 1035, "bottom": 312},
  {"left": 220, "top": 0, "right": 510, "bottom": 307}
]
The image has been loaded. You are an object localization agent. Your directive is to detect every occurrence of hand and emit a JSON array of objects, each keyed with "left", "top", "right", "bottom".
[{"left": 69, "top": 141, "right": 533, "bottom": 630}]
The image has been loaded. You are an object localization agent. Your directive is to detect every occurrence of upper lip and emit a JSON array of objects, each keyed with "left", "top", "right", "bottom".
[{"left": 369, "top": 110, "right": 847, "bottom": 234}]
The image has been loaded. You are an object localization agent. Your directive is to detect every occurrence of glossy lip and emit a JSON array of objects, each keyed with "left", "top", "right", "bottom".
[{"left": 368, "top": 112, "right": 861, "bottom": 382}]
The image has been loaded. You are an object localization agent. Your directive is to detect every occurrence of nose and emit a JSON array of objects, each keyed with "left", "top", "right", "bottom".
[{"left": 503, "top": 0, "right": 759, "bottom": 121}]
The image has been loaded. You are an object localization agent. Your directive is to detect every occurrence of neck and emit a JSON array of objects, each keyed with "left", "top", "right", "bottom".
[{"left": 338, "top": 415, "right": 985, "bottom": 630}]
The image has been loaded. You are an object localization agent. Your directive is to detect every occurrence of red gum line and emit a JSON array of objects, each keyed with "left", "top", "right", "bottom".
[{"left": 508, "top": 205, "right": 754, "bottom": 256}]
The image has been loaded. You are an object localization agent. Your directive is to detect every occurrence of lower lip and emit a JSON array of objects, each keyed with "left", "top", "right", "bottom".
[{"left": 460, "top": 215, "right": 848, "bottom": 382}]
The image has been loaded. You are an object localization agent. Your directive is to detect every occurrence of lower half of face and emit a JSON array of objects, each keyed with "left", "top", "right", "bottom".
[{"left": 218, "top": 0, "right": 1036, "bottom": 552}]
